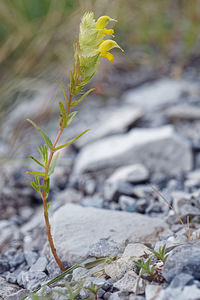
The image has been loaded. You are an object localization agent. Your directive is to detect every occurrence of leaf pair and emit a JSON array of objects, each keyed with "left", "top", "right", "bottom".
[{"left": 27, "top": 118, "right": 89, "bottom": 152}]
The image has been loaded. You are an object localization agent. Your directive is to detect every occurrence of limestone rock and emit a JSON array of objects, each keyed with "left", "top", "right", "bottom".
[
  {"left": 107, "top": 164, "right": 149, "bottom": 184},
  {"left": 73, "top": 126, "right": 192, "bottom": 176},
  {"left": 123, "top": 79, "right": 195, "bottom": 110},
  {"left": 51, "top": 204, "right": 167, "bottom": 265}
]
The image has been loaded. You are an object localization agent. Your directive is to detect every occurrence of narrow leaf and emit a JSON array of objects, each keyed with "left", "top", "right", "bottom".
[
  {"left": 26, "top": 171, "right": 49, "bottom": 178},
  {"left": 44, "top": 144, "right": 48, "bottom": 165},
  {"left": 27, "top": 180, "right": 39, "bottom": 192},
  {"left": 38, "top": 146, "right": 45, "bottom": 162},
  {"left": 35, "top": 176, "right": 40, "bottom": 187},
  {"left": 57, "top": 81, "right": 68, "bottom": 106},
  {"left": 27, "top": 119, "right": 53, "bottom": 148},
  {"left": 53, "top": 129, "right": 90, "bottom": 151},
  {"left": 84, "top": 257, "right": 107, "bottom": 269},
  {"left": 71, "top": 88, "right": 95, "bottom": 107},
  {"left": 49, "top": 153, "right": 59, "bottom": 175},
  {"left": 58, "top": 101, "right": 67, "bottom": 128},
  {"left": 67, "top": 111, "right": 78, "bottom": 126},
  {"left": 28, "top": 156, "right": 45, "bottom": 168}
]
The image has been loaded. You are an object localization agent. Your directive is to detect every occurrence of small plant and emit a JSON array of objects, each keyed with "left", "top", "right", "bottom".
[
  {"left": 134, "top": 257, "right": 156, "bottom": 277},
  {"left": 86, "top": 282, "right": 101, "bottom": 300},
  {"left": 66, "top": 282, "right": 83, "bottom": 300},
  {"left": 26, "top": 12, "right": 123, "bottom": 271},
  {"left": 150, "top": 244, "right": 168, "bottom": 264}
]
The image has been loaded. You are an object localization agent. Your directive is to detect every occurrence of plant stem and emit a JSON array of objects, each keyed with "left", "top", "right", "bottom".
[{"left": 42, "top": 82, "right": 73, "bottom": 271}]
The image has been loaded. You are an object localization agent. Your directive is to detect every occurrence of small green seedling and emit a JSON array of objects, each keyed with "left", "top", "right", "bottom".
[
  {"left": 150, "top": 244, "right": 168, "bottom": 264},
  {"left": 65, "top": 282, "right": 83, "bottom": 300},
  {"left": 134, "top": 257, "right": 156, "bottom": 276},
  {"left": 86, "top": 282, "right": 101, "bottom": 300}
]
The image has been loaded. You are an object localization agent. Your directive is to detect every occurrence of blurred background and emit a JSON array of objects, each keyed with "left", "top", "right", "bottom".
[{"left": 1, "top": 0, "right": 200, "bottom": 217}]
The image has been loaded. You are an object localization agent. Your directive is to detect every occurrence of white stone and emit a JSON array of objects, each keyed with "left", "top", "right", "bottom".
[
  {"left": 145, "top": 284, "right": 162, "bottom": 300},
  {"left": 123, "top": 78, "right": 195, "bottom": 110},
  {"left": 113, "top": 270, "right": 145, "bottom": 294},
  {"left": 51, "top": 204, "right": 167, "bottom": 265},
  {"left": 73, "top": 125, "right": 192, "bottom": 176},
  {"left": 107, "top": 164, "right": 149, "bottom": 184},
  {"left": 105, "top": 243, "right": 152, "bottom": 281}
]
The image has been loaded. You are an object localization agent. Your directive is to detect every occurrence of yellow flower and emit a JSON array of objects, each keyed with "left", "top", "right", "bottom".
[
  {"left": 99, "top": 39, "right": 123, "bottom": 62},
  {"left": 96, "top": 16, "right": 115, "bottom": 35},
  {"left": 78, "top": 12, "right": 123, "bottom": 78}
]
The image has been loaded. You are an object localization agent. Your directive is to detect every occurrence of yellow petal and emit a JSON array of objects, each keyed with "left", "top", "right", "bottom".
[
  {"left": 99, "top": 39, "right": 122, "bottom": 53},
  {"left": 96, "top": 16, "right": 111, "bottom": 29},
  {"left": 101, "top": 52, "right": 114, "bottom": 62},
  {"left": 101, "top": 29, "right": 114, "bottom": 35}
]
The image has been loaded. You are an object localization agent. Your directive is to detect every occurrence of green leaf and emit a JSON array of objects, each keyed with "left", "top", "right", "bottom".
[
  {"left": 84, "top": 257, "right": 108, "bottom": 269},
  {"left": 35, "top": 176, "right": 40, "bottom": 187},
  {"left": 52, "top": 129, "right": 90, "bottom": 151},
  {"left": 38, "top": 146, "right": 45, "bottom": 162},
  {"left": 49, "top": 153, "right": 59, "bottom": 175},
  {"left": 26, "top": 171, "right": 49, "bottom": 178},
  {"left": 71, "top": 88, "right": 95, "bottom": 107},
  {"left": 28, "top": 156, "right": 45, "bottom": 168},
  {"left": 67, "top": 111, "right": 78, "bottom": 126},
  {"left": 58, "top": 101, "right": 67, "bottom": 128},
  {"left": 57, "top": 81, "right": 68, "bottom": 106},
  {"left": 27, "top": 180, "right": 39, "bottom": 192},
  {"left": 44, "top": 144, "right": 48, "bottom": 165},
  {"left": 27, "top": 119, "right": 53, "bottom": 148}
]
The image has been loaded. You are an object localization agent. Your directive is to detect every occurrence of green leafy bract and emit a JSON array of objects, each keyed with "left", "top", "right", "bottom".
[{"left": 27, "top": 119, "right": 53, "bottom": 149}]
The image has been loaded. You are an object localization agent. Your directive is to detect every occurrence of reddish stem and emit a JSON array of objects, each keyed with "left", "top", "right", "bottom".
[{"left": 42, "top": 82, "right": 73, "bottom": 271}]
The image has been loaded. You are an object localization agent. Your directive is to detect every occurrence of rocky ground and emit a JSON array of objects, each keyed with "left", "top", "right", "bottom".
[{"left": 1, "top": 73, "right": 200, "bottom": 299}]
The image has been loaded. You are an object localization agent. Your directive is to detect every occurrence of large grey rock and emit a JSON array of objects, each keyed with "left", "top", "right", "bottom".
[
  {"left": 51, "top": 204, "right": 167, "bottom": 265},
  {"left": 77, "top": 106, "right": 142, "bottom": 147},
  {"left": 73, "top": 126, "right": 192, "bottom": 176},
  {"left": 123, "top": 78, "right": 195, "bottom": 110},
  {"left": 162, "top": 243, "right": 200, "bottom": 283}
]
